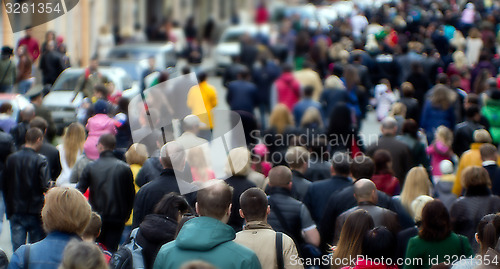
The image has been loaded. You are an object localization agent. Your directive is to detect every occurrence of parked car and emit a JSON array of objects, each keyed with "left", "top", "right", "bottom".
[
  {"left": 42, "top": 67, "right": 139, "bottom": 132},
  {"left": 214, "top": 24, "right": 270, "bottom": 73},
  {"left": 100, "top": 42, "right": 177, "bottom": 81}
]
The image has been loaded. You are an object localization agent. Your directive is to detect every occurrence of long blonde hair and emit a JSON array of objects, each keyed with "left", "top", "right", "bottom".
[
  {"left": 435, "top": 125, "right": 454, "bottom": 147},
  {"left": 300, "top": 107, "right": 323, "bottom": 129},
  {"left": 63, "top": 123, "right": 86, "bottom": 168},
  {"left": 400, "top": 167, "right": 432, "bottom": 217},
  {"left": 269, "top": 104, "right": 294, "bottom": 134}
]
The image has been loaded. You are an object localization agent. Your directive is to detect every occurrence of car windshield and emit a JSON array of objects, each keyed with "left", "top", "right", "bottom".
[
  {"left": 107, "top": 48, "right": 159, "bottom": 60},
  {"left": 221, "top": 32, "right": 244, "bottom": 43},
  {"left": 52, "top": 72, "right": 81, "bottom": 91}
]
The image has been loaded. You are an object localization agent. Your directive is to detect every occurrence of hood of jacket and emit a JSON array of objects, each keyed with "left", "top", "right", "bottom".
[
  {"left": 138, "top": 214, "right": 177, "bottom": 245},
  {"left": 278, "top": 72, "right": 297, "bottom": 85},
  {"left": 87, "top": 114, "right": 115, "bottom": 133},
  {"left": 175, "top": 216, "right": 235, "bottom": 251}
]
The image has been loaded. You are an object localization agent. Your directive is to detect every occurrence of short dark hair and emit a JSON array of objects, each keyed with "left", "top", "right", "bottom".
[
  {"left": 419, "top": 200, "right": 451, "bottom": 241},
  {"left": 29, "top": 116, "right": 48, "bottom": 133},
  {"left": 0, "top": 103, "right": 12, "bottom": 113},
  {"left": 196, "top": 180, "right": 233, "bottom": 220},
  {"left": 402, "top": 119, "right": 419, "bottom": 138},
  {"left": 98, "top": 134, "right": 116, "bottom": 150},
  {"left": 304, "top": 86, "right": 314, "bottom": 98},
  {"left": 197, "top": 72, "right": 207, "bottom": 82},
  {"left": 373, "top": 149, "right": 393, "bottom": 175},
  {"left": 436, "top": 73, "right": 449, "bottom": 85},
  {"left": 25, "top": 127, "right": 43, "bottom": 144},
  {"left": 154, "top": 192, "right": 194, "bottom": 220},
  {"left": 94, "top": 85, "right": 108, "bottom": 97},
  {"left": 331, "top": 152, "right": 351, "bottom": 176},
  {"left": 465, "top": 105, "right": 480, "bottom": 119},
  {"left": 362, "top": 227, "right": 396, "bottom": 259},
  {"left": 350, "top": 155, "right": 374, "bottom": 180},
  {"left": 240, "top": 188, "right": 268, "bottom": 222},
  {"left": 466, "top": 93, "right": 479, "bottom": 105}
]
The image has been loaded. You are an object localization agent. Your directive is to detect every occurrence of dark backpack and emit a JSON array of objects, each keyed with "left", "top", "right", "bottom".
[{"left": 109, "top": 228, "right": 144, "bottom": 269}]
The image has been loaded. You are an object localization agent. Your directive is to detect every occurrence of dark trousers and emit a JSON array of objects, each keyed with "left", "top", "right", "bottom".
[
  {"left": 9, "top": 214, "right": 45, "bottom": 252},
  {"left": 97, "top": 220, "right": 125, "bottom": 253}
]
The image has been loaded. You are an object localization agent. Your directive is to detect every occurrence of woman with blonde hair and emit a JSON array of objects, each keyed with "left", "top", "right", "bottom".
[
  {"left": 56, "top": 123, "right": 86, "bottom": 187},
  {"left": 188, "top": 146, "right": 215, "bottom": 183},
  {"left": 264, "top": 104, "right": 296, "bottom": 164},
  {"left": 399, "top": 167, "right": 432, "bottom": 216},
  {"left": 9, "top": 187, "right": 92, "bottom": 268},
  {"left": 300, "top": 106, "right": 324, "bottom": 137}
]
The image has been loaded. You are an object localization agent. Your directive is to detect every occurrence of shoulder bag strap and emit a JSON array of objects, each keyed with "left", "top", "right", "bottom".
[{"left": 276, "top": 232, "right": 284, "bottom": 269}]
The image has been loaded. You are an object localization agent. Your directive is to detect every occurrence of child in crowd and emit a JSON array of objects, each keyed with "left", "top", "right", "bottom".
[
  {"left": 427, "top": 126, "right": 455, "bottom": 177},
  {"left": 82, "top": 212, "right": 112, "bottom": 263},
  {"left": 375, "top": 79, "right": 397, "bottom": 121}
]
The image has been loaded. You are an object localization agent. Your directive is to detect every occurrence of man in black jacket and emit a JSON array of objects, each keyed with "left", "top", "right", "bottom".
[
  {"left": 29, "top": 117, "right": 61, "bottom": 181},
  {"left": 3, "top": 128, "right": 50, "bottom": 251},
  {"left": 132, "top": 141, "right": 197, "bottom": 228},
  {"left": 38, "top": 41, "right": 64, "bottom": 86},
  {"left": 481, "top": 143, "right": 500, "bottom": 195},
  {"left": 77, "top": 134, "right": 135, "bottom": 252},
  {"left": 10, "top": 105, "right": 35, "bottom": 149},
  {"left": 319, "top": 155, "right": 414, "bottom": 251},
  {"left": 0, "top": 127, "right": 13, "bottom": 237},
  {"left": 453, "top": 105, "right": 484, "bottom": 157}
]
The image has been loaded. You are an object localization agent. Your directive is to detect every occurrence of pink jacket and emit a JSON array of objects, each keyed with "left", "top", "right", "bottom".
[
  {"left": 427, "top": 140, "right": 453, "bottom": 176},
  {"left": 84, "top": 114, "right": 117, "bottom": 160},
  {"left": 276, "top": 72, "right": 301, "bottom": 111}
]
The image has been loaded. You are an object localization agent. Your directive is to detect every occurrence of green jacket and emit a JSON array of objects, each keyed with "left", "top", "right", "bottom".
[
  {"left": 0, "top": 58, "right": 16, "bottom": 86},
  {"left": 482, "top": 98, "right": 500, "bottom": 144},
  {"left": 404, "top": 232, "right": 473, "bottom": 269},
  {"left": 153, "top": 216, "right": 261, "bottom": 269}
]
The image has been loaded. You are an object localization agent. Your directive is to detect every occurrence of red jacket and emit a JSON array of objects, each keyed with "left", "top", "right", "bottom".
[
  {"left": 276, "top": 72, "right": 300, "bottom": 111},
  {"left": 342, "top": 259, "right": 399, "bottom": 269},
  {"left": 17, "top": 37, "right": 40, "bottom": 61},
  {"left": 372, "top": 173, "right": 400, "bottom": 196}
]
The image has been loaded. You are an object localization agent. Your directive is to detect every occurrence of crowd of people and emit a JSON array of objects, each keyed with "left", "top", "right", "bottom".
[{"left": 2, "top": 0, "right": 500, "bottom": 269}]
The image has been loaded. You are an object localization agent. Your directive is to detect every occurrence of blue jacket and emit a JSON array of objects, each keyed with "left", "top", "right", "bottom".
[
  {"left": 8, "top": 232, "right": 81, "bottom": 269},
  {"left": 153, "top": 216, "right": 261, "bottom": 269},
  {"left": 226, "top": 80, "right": 259, "bottom": 114},
  {"left": 420, "top": 100, "right": 455, "bottom": 142}
]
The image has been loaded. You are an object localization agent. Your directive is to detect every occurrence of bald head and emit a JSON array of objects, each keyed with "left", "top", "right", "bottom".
[
  {"left": 381, "top": 117, "right": 397, "bottom": 136},
  {"left": 21, "top": 104, "right": 35, "bottom": 122},
  {"left": 268, "top": 166, "right": 292, "bottom": 188},
  {"left": 160, "top": 141, "right": 186, "bottom": 170},
  {"left": 354, "top": 179, "right": 377, "bottom": 203}
]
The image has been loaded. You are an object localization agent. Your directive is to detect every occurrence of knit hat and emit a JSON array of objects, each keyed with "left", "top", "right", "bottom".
[{"left": 94, "top": 99, "right": 108, "bottom": 114}]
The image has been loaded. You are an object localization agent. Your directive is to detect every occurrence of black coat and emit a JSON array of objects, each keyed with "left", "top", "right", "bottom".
[
  {"left": 9, "top": 121, "right": 29, "bottom": 150},
  {"left": 38, "top": 142, "right": 61, "bottom": 181},
  {"left": 136, "top": 214, "right": 177, "bottom": 269},
  {"left": 484, "top": 164, "right": 500, "bottom": 196},
  {"left": 3, "top": 147, "right": 50, "bottom": 218},
  {"left": 453, "top": 120, "right": 484, "bottom": 157},
  {"left": 226, "top": 175, "right": 256, "bottom": 232},
  {"left": 77, "top": 151, "right": 135, "bottom": 223},
  {"left": 0, "top": 130, "right": 14, "bottom": 191},
  {"left": 135, "top": 156, "right": 163, "bottom": 188},
  {"left": 39, "top": 50, "right": 64, "bottom": 85},
  {"left": 132, "top": 169, "right": 197, "bottom": 228}
]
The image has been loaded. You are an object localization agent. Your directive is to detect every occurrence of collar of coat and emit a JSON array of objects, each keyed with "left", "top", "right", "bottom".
[{"left": 243, "top": 221, "right": 273, "bottom": 230}]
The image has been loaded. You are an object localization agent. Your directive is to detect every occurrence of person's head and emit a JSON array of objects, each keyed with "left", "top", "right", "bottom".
[
  {"left": 430, "top": 85, "right": 455, "bottom": 110},
  {"left": 402, "top": 119, "right": 419, "bottom": 138},
  {"left": 125, "top": 143, "right": 148, "bottom": 166},
  {"left": 410, "top": 195, "right": 434, "bottom": 223},
  {"left": 303, "top": 86, "right": 314, "bottom": 99},
  {"left": 476, "top": 214, "right": 500, "bottom": 255},
  {"left": 480, "top": 143, "right": 497, "bottom": 162},
  {"left": 89, "top": 56, "right": 99, "bottom": 71},
  {"left": 58, "top": 240, "right": 107, "bottom": 269},
  {"left": 373, "top": 149, "right": 393, "bottom": 175},
  {"left": 237, "top": 66, "right": 250, "bottom": 81},
  {"left": 324, "top": 75, "right": 346, "bottom": 90},
  {"left": 81, "top": 212, "right": 101, "bottom": 241},
  {"left": 195, "top": 180, "right": 233, "bottom": 222},
  {"left": 401, "top": 167, "right": 431, "bottom": 215},
  {"left": 42, "top": 187, "right": 92, "bottom": 235},
  {"left": 0, "top": 103, "right": 12, "bottom": 115},
  {"left": 461, "top": 166, "right": 491, "bottom": 190},
  {"left": 93, "top": 85, "right": 108, "bottom": 100},
  {"left": 333, "top": 209, "right": 374, "bottom": 262},
  {"left": 286, "top": 146, "right": 309, "bottom": 173},
  {"left": 353, "top": 179, "right": 378, "bottom": 204},
  {"left": 331, "top": 152, "right": 351, "bottom": 176},
  {"left": 20, "top": 104, "right": 35, "bottom": 122},
  {"left": 239, "top": 188, "right": 269, "bottom": 222},
  {"left": 474, "top": 129, "right": 493, "bottom": 144},
  {"left": 436, "top": 73, "right": 449, "bottom": 86},
  {"left": 93, "top": 99, "right": 108, "bottom": 115},
  {"left": 269, "top": 104, "right": 294, "bottom": 134},
  {"left": 29, "top": 116, "right": 48, "bottom": 134},
  {"left": 362, "top": 227, "right": 397, "bottom": 260},
  {"left": 154, "top": 192, "right": 194, "bottom": 222},
  {"left": 225, "top": 147, "right": 251, "bottom": 176},
  {"left": 300, "top": 107, "right": 323, "bottom": 129},
  {"left": 434, "top": 126, "right": 453, "bottom": 147},
  {"left": 183, "top": 114, "right": 204, "bottom": 134},
  {"left": 401, "top": 82, "right": 415, "bottom": 98},
  {"left": 97, "top": 134, "right": 116, "bottom": 153},
  {"left": 390, "top": 102, "right": 406, "bottom": 118},
  {"left": 160, "top": 141, "right": 186, "bottom": 170},
  {"left": 465, "top": 105, "right": 480, "bottom": 122},
  {"left": 24, "top": 27, "right": 32, "bottom": 37},
  {"left": 148, "top": 57, "right": 156, "bottom": 69},
  {"left": 25, "top": 127, "right": 44, "bottom": 150},
  {"left": 380, "top": 117, "right": 398, "bottom": 136},
  {"left": 197, "top": 72, "right": 207, "bottom": 82},
  {"left": 282, "top": 63, "right": 293, "bottom": 73},
  {"left": 268, "top": 165, "right": 293, "bottom": 189},
  {"left": 419, "top": 200, "right": 451, "bottom": 241},
  {"left": 62, "top": 123, "right": 86, "bottom": 168},
  {"left": 350, "top": 155, "right": 375, "bottom": 181}
]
